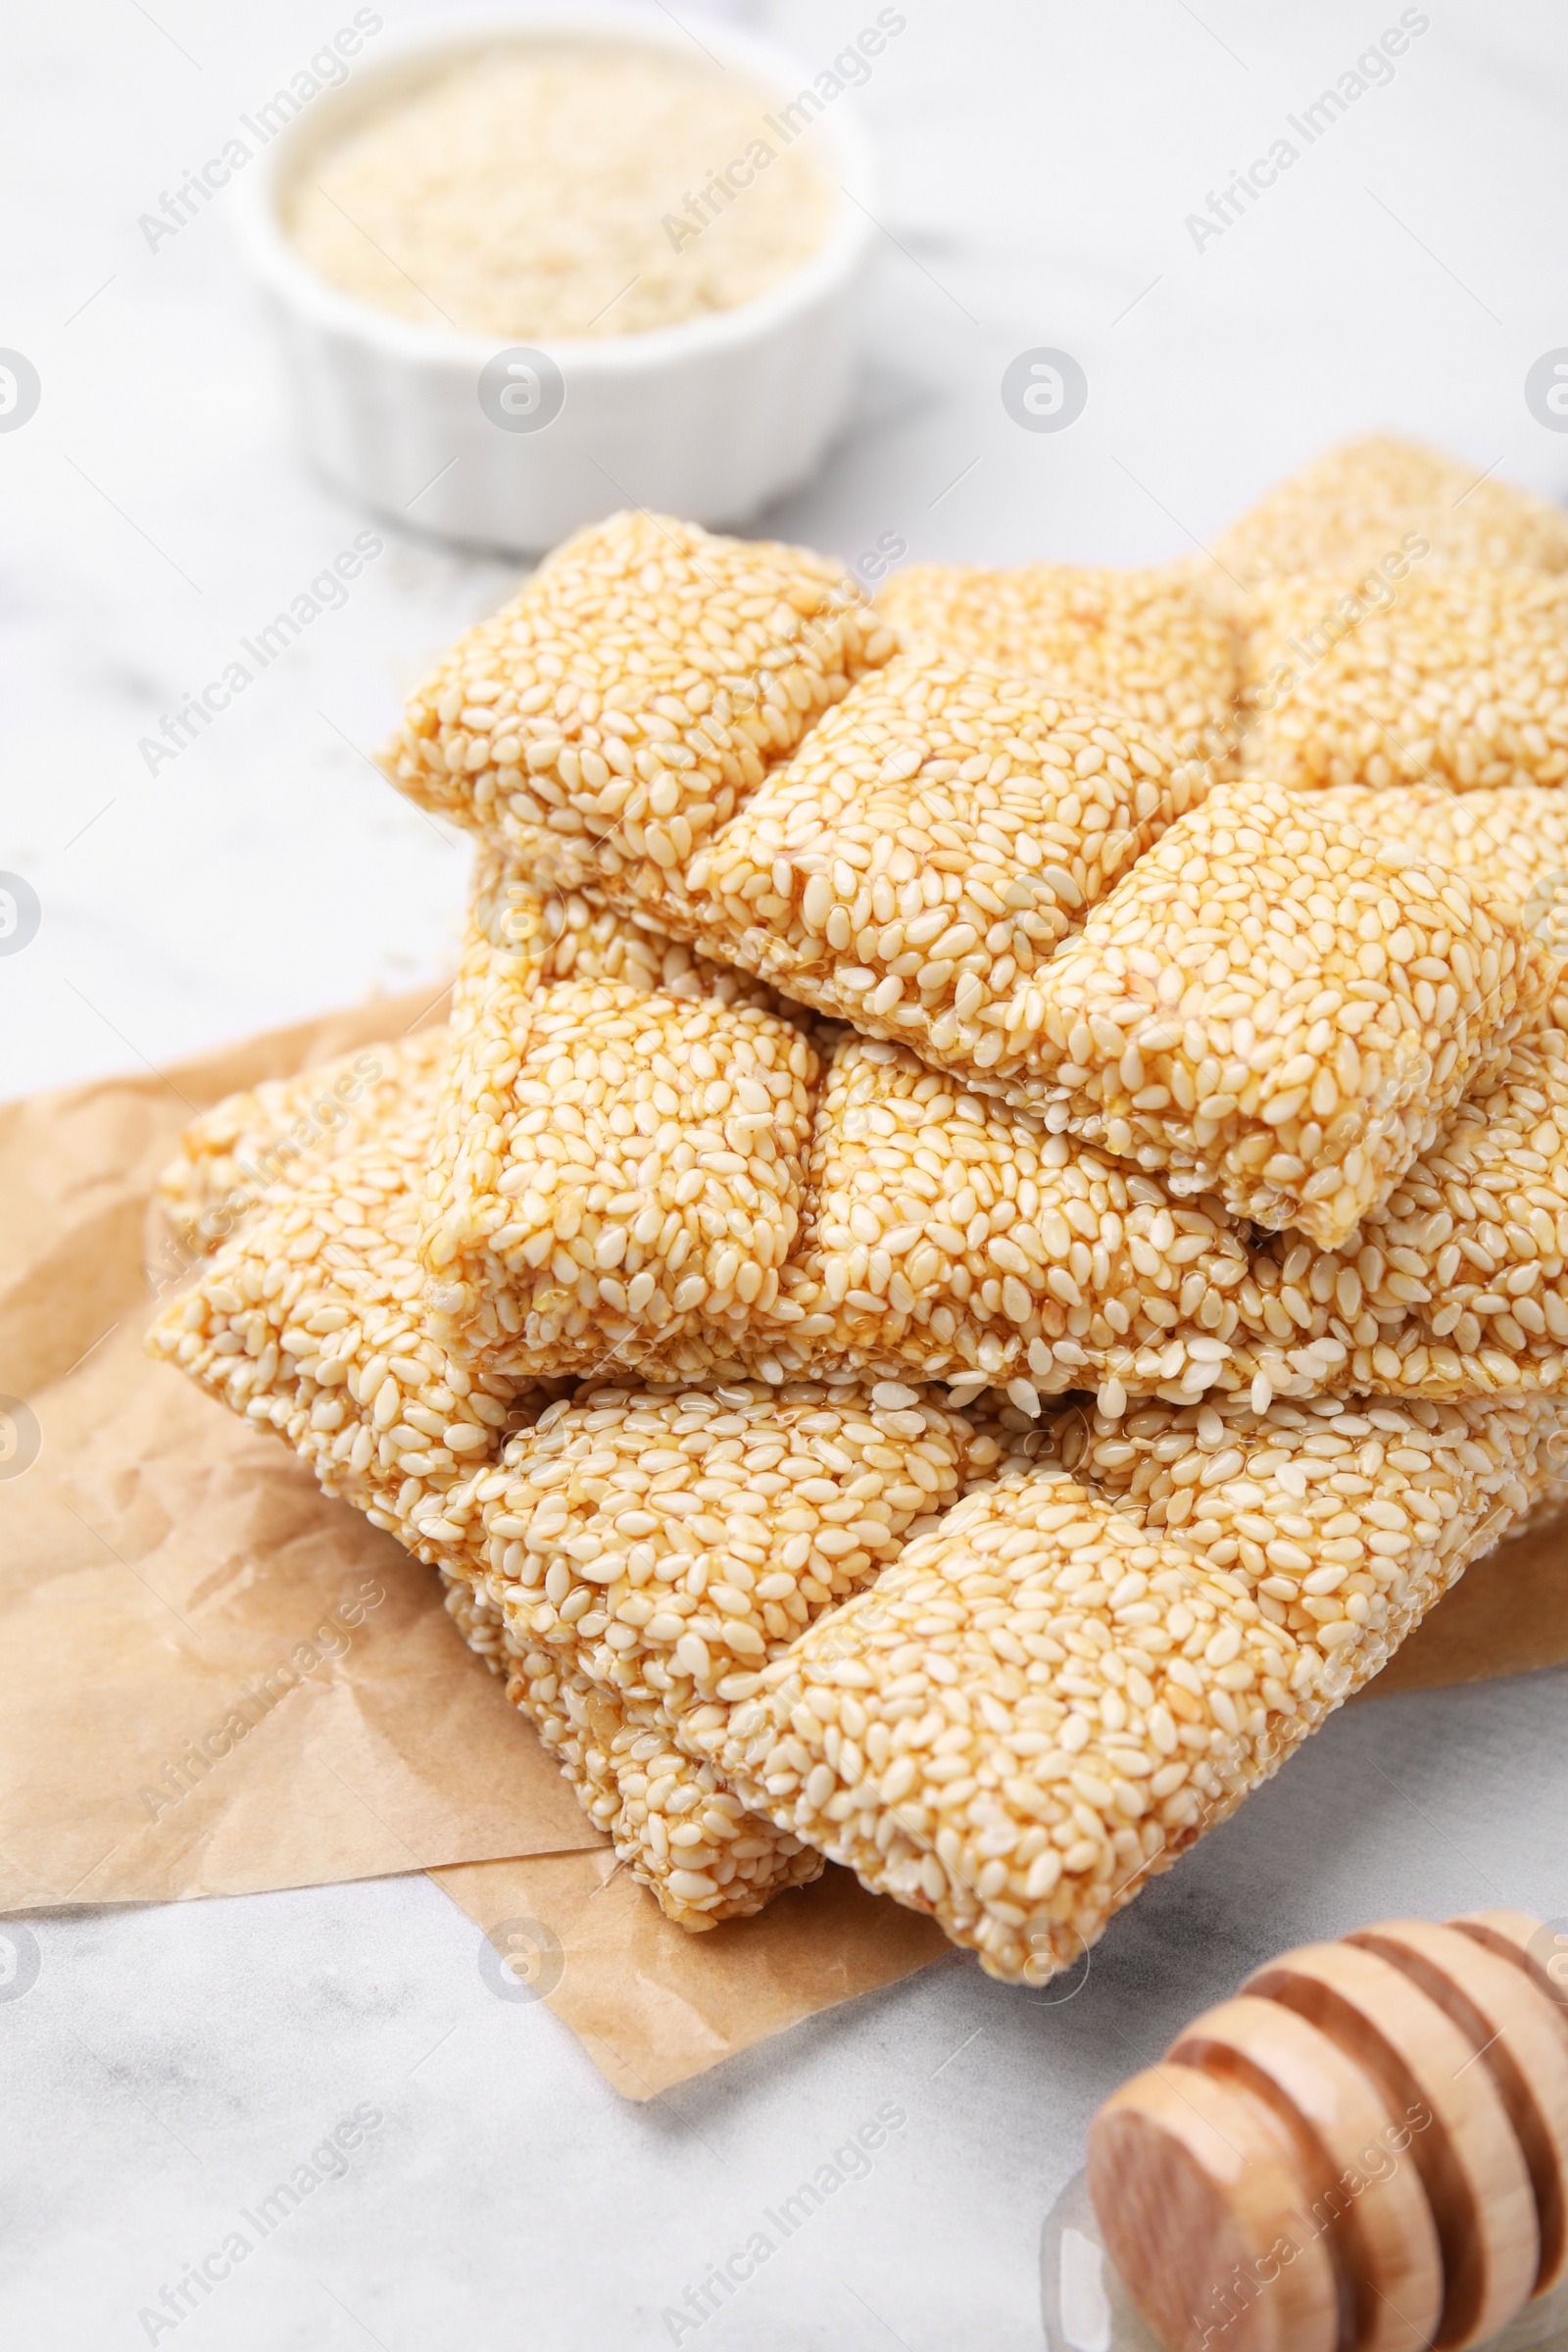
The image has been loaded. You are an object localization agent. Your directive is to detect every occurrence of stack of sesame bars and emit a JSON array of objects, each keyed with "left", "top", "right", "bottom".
[{"left": 150, "top": 437, "right": 1568, "bottom": 1985}]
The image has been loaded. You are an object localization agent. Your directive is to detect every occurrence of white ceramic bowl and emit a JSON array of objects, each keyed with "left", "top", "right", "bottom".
[{"left": 232, "top": 6, "right": 878, "bottom": 552}]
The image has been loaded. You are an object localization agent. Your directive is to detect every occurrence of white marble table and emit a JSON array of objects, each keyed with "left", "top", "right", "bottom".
[{"left": 3, "top": 3, "right": 1567, "bottom": 2342}]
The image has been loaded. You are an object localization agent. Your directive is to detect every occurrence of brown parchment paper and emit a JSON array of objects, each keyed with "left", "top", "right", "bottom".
[
  {"left": 1, "top": 993, "right": 1564, "bottom": 2095},
  {"left": 0, "top": 988, "right": 586, "bottom": 1911},
  {"left": 432, "top": 1850, "right": 953, "bottom": 2101}
]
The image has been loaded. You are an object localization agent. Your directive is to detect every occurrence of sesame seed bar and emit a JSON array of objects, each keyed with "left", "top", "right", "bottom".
[
  {"left": 156, "top": 1029, "right": 453, "bottom": 1258},
  {"left": 1310, "top": 783, "right": 1568, "bottom": 1024},
  {"left": 1023, "top": 782, "right": 1543, "bottom": 1249},
  {"left": 1215, "top": 437, "right": 1568, "bottom": 590},
  {"left": 1307, "top": 1027, "right": 1568, "bottom": 1396},
  {"left": 423, "top": 855, "right": 807, "bottom": 1377},
  {"left": 715, "top": 1391, "right": 1557, "bottom": 1983},
  {"left": 781, "top": 1025, "right": 1568, "bottom": 1408},
  {"left": 377, "top": 510, "right": 894, "bottom": 936},
  {"left": 775, "top": 1030, "right": 1232, "bottom": 1402},
  {"left": 439, "top": 1379, "right": 971, "bottom": 1736},
  {"left": 687, "top": 646, "right": 1206, "bottom": 1078},
  {"left": 158, "top": 842, "right": 793, "bottom": 1262},
  {"left": 1061, "top": 1393, "right": 1547, "bottom": 1587},
  {"left": 776, "top": 1029, "right": 1262, "bottom": 1405},
  {"left": 875, "top": 562, "right": 1241, "bottom": 766},
  {"left": 412, "top": 961, "right": 1568, "bottom": 1408},
  {"left": 418, "top": 977, "right": 819, "bottom": 1385},
  {"left": 439, "top": 1572, "right": 822, "bottom": 1928},
  {"left": 146, "top": 1054, "right": 548, "bottom": 1565},
  {"left": 1243, "top": 567, "right": 1568, "bottom": 794},
  {"left": 510, "top": 1647, "right": 825, "bottom": 1926}
]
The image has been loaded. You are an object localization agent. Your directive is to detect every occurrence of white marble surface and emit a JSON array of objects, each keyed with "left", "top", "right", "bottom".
[{"left": 4, "top": 3, "right": 1568, "bottom": 2344}]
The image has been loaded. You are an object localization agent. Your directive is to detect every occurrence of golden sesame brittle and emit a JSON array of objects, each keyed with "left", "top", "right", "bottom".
[
  {"left": 1215, "top": 436, "right": 1568, "bottom": 588},
  {"left": 378, "top": 510, "right": 894, "bottom": 934},
  {"left": 441, "top": 1572, "right": 821, "bottom": 1929},
  {"left": 1244, "top": 566, "right": 1568, "bottom": 794},
  {"left": 716, "top": 1391, "right": 1554, "bottom": 1982},
  {"left": 444, "top": 1379, "right": 969, "bottom": 1726},
  {"left": 877, "top": 560, "right": 1240, "bottom": 766},
  {"left": 1023, "top": 783, "right": 1542, "bottom": 1249},
  {"left": 419, "top": 978, "right": 819, "bottom": 1385},
  {"left": 688, "top": 647, "right": 1206, "bottom": 1082}
]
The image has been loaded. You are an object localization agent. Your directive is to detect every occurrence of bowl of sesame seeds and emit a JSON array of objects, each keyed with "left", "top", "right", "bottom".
[{"left": 231, "top": 6, "right": 883, "bottom": 551}]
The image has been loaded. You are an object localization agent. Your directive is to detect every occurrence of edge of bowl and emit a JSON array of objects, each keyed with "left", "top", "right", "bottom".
[{"left": 230, "top": 3, "right": 883, "bottom": 374}]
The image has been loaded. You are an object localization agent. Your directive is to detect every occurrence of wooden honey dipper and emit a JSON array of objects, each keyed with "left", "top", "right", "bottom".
[{"left": 1086, "top": 1912, "right": 1568, "bottom": 2352}]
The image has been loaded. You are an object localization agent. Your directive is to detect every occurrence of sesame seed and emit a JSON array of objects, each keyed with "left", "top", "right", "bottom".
[{"left": 286, "top": 46, "right": 837, "bottom": 343}]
